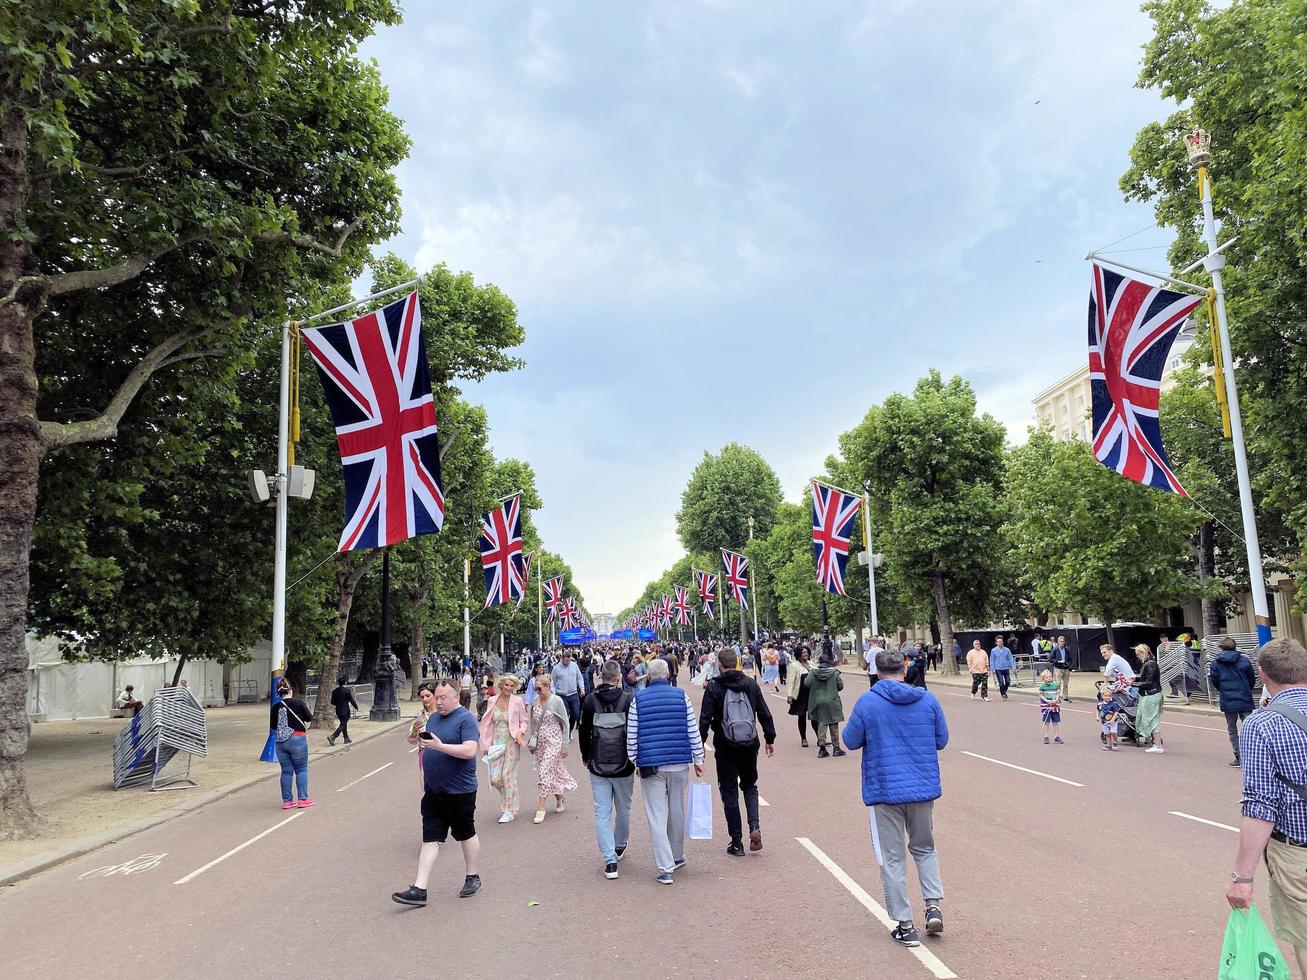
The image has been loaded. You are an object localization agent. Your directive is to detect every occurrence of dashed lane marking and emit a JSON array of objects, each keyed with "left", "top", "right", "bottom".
[
  {"left": 335, "top": 762, "right": 394, "bottom": 793},
  {"left": 796, "top": 836, "right": 958, "bottom": 979},
  {"left": 960, "top": 750, "right": 1084, "bottom": 787},
  {"left": 758, "top": 796, "right": 770, "bottom": 807},
  {"left": 1169, "top": 810, "right": 1238, "bottom": 833},
  {"left": 173, "top": 813, "right": 303, "bottom": 885},
  {"left": 409, "top": 745, "right": 420, "bottom": 753}
]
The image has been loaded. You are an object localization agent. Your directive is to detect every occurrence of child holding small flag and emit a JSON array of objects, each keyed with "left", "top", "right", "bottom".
[{"left": 1038, "top": 669, "right": 1063, "bottom": 744}]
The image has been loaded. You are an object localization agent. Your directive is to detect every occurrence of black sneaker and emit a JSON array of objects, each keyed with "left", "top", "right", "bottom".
[
  {"left": 615, "top": 845, "right": 627, "bottom": 861},
  {"left": 891, "top": 924, "right": 920, "bottom": 948},
  {"left": 726, "top": 841, "right": 745, "bottom": 857},
  {"left": 817, "top": 746, "right": 830, "bottom": 758},
  {"left": 604, "top": 862, "right": 619, "bottom": 880},
  {"left": 1229, "top": 758, "right": 1241, "bottom": 767},
  {"left": 672, "top": 857, "right": 688, "bottom": 872},
  {"left": 832, "top": 747, "right": 846, "bottom": 757},
  {"left": 655, "top": 871, "right": 674, "bottom": 885},
  {"left": 459, "top": 874, "right": 481, "bottom": 898},
  {"left": 925, "top": 905, "right": 943, "bottom": 935},
  {"left": 391, "top": 886, "right": 427, "bottom": 907}
]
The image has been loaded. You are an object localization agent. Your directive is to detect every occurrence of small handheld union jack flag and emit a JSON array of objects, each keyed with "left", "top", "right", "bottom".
[
  {"left": 694, "top": 569, "right": 717, "bottom": 618},
  {"left": 301, "top": 291, "right": 444, "bottom": 551},
  {"left": 811, "top": 480, "right": 862, "bottom": 596},
  {"left": 479, "top": 493, "right": 525, "bottom": 608},
  {"left": 673, "top": 585, "right": 692, "bottom": 626},
  {"left": 1088, "top": 263, "right": 1201, "bottom": 495},
  {"left": 721, "top": 549, "right": 750, "bottom": 610}
]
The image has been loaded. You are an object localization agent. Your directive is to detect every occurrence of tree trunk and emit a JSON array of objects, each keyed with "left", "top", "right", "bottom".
[
  {"left": 852, "top": 605, "right": 865, "bottom": 662},
  {"left": 1197, "top": 521, "right": 1222, "bottom": 638},
  {"left": 930, "top": 563, "right": 958, "bottom": 676},
  {"left": 169, "top": 655, "right": 189, "bottom": 688},
  {"left": 0, "top": 100, "right": 45, "bottom": 840},
  {"left": 311, "top": 554, "right": 376, "bottom": 726},
  {"left": 928, "top": 618, "right": 941, "bottom": 647},
  {"left": 408, "top": 597, "right": 424, "bottom": 701},
  {"left": 1103, "top": 609, "right": 1116, "bottom": 650}
]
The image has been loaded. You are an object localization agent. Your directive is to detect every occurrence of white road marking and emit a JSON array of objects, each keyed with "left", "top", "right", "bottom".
[
  {"left": 960, "top": 751, "right": 1084, "bottom": 787},
  {"left": 758, "top": 796, "right": 770, "bottom": 807},
  {"left": 1169, "top": 810, "right": 1238, "bottom": 833},
  {"left": 408, "top": 745, "right": 420, "bottom": 753},
  {"left": 173, "top": 813, "right": 302, "bottom": 885},
  {"left": 335, "top": 762, "right": 393, "bottom": 793},
  {"left": 79, "top": 853, "right": 167, "bottom": 879},
  {"left": 796, "top": 836, "right": 957, "bottom": 980}
]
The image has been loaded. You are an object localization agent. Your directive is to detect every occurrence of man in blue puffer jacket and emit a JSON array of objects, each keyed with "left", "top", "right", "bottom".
[{"left": 843, "top": 647, "right": 949, "bottom": 950}]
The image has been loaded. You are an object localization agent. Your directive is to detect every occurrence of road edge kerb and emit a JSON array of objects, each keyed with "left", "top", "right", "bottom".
[
  {"left": 0, "top": 716, "right": 411, "bottom": 889},
  {"left": 834, "top": 664, "right": 1223, "bottom": 717}
]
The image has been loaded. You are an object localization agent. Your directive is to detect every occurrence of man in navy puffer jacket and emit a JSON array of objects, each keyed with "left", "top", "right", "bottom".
[{"left": 843, "top": 647, "right": 949, "bottom": 950}]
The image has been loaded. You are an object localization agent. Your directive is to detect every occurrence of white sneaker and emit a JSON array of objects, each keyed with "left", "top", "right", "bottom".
[
  {"left": 1145, "top": 746, "right": 1165, "bottom": 754},
  {"left": 499, "top": 812, "right": 515, "bottom": 823}
]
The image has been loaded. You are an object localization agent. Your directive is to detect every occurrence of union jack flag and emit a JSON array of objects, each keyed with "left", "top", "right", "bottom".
[
  {"left": 543, "top": 576, "right": 565, "bottom": 622},
  {"left": 673, "top": 585, "right": 692, "bottom": 626},
  {"left": 301, "top": 291, "right": 444, "bottom": 550},
  {"left": 722, "top": 549, "right": 750, "bottom": 610},
  {"left": 660, "top": 594, "right": 673, "bottom": 627},
  {"left": 694, "top": 569, "right": 717, "bottom": 618},
  {"left": 479, "top": 493, "right": 525, "bottom": 608},
  {"left": 562, "top": 596, "right": 580, "bottom": 629},
  {"left": 515, "top": 554, "right": 532, "bottom": 610},
  {"left": 1088, "top": 263, "right": 1201, "bottom": 495},
  {"left": 812, "top": 480, "right": 862, "bottom": 596}
]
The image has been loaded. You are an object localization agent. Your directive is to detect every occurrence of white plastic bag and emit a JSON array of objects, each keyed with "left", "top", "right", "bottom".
[
  {"left": 691, "top": 671, "right": 705, "bottom": 688},
  {"left": 687, "top": 781, "right": 713, "bottom": 840}
]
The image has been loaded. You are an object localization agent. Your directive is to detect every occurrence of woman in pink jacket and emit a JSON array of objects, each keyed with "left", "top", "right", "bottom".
[{"left": 479, "top": 675, "right": 529, "bottom": 823}]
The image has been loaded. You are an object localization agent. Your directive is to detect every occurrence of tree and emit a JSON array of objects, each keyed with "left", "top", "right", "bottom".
[
  {"left": 838, "top": 372, "right": 1007, "bottom": 674},
  {"left": 676, "top": 443, "right": 781, "bottom": 642},
  {"left": 1003, "top": 428, "right": 1204, "bottom": 644},
  {"left": 1122, "top": 0, "right": 1306, "bottom": 603},
  {"left": 0, "top": 2, "right": 408, "bottom": 837}
]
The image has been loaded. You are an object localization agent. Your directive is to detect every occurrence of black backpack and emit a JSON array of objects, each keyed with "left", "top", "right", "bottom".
[{"left": 590, "top": 692, "right": 632, "bottom": 777}]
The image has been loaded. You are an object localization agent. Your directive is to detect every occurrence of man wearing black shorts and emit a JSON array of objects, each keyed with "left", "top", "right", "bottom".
[{"left": 392, "top": 681, "right": 482, "bottom": 907}]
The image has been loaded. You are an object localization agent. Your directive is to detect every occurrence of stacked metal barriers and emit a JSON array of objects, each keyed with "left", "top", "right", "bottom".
[
  {"left": 112, "top": 686, "right": 208, "bottom": 791},
  {"left": 1159, "top": 633, "right": 1262, "bottom": 705}
]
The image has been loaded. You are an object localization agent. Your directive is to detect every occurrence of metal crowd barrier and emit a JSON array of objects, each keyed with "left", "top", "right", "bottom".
[{"left": 112, "top": 686, "right": 207, "bottom": 791}]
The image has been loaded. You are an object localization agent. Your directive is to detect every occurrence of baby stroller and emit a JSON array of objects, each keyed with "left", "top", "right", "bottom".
[{"left": 1097, "top": 681, "right": 1142, "bottom": 745}]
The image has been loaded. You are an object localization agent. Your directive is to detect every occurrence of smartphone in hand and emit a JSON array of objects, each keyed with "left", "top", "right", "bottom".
[{"left": 419, "top": 731, "right": 435, "bottom": 741}]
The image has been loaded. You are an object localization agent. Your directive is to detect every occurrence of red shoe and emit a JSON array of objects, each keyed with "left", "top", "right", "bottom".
[
  {"left": 282, "top": 801, "right": 296, "bottom": 810},
  {"left": 297, "top": 799, "right": 316, "bottom": 809}
]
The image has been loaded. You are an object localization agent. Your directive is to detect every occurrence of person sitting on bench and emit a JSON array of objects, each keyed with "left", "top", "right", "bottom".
[{"left": 117, "top": 685, "right": 144, "bottom": 716}]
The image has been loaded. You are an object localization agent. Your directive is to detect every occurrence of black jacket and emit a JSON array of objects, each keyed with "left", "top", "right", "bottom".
[
  {"left": 904, "top": 660, "right": 928, "bottom": 689},
  {"left": 699, "top": 670, "right": 776, "bottom": 748},
  {"left": 1209, "top": 649, "right": 1257, "bottom": 713},
  {"left": 1137, "top": 660, "right": 1162, "bottom": 697},
  {"left": 270, "top": 696, "right": 313, "bottom": 734},
  {"left": 330, "top": 684, "right": 359, "bottom": 719},
  {"left": 578, "top": 684, "right": 636, "bottom": 777}
]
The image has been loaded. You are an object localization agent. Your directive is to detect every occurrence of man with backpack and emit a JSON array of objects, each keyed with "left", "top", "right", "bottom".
[
  {"left": 699, "top": 648, "right": 776, "bottom": 856},
  {"left": 579, "top": 660, "right": 636, "bottom": 880}
]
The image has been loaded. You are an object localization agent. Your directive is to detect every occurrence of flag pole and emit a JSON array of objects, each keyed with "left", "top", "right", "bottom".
[
  {"left": 1185, "top": 129, "right": 1271, "bottom": 645},
  {"left": 463, "top": 557, "right": 471, "bottom": 664},
  {"left": 537, "top": 560, "right": 543, "bottom": 653},
  {"left": 861, "top": 486, "right": 880, "bottom": 637},
  {"left": 262, "top": 318, "right": 293, "bottom": 762},
  {"left": 747, "top": 519, "right": 759, "bottom": 643}
]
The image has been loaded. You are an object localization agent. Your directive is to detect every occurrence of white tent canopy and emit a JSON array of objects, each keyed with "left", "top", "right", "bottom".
[{"left": 26, "top": 634, "right": 253, "bottom": 721}]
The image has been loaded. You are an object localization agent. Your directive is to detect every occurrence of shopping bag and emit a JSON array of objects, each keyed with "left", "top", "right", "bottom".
[
  {"left": 1218, "top": 906, "right": 1290, "bottom": 980},
  {"left": 691, "top": 671, "right": 705, "bottom": 688},
  {"left": 687, "top": 781, "right": 713, "bottom": 840}
]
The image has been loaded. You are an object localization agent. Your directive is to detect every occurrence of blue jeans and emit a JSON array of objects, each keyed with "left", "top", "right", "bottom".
[
  {"left": 994, "top": 669, "right": 1011, "bottom": 697},
  {"left": 589, "top": 772, "right": 634, "bottom": 863},
  {"left": 562, "top": 692, "right": 581, "bottom": 731},
  {"left": 276, "top": 735, "right": 309, "bottom": 802}
]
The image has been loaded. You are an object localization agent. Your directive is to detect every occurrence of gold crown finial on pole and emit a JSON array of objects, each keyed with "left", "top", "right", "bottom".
[{"left": 1184, "top": 128, "right": 1212, "bottom": 167}]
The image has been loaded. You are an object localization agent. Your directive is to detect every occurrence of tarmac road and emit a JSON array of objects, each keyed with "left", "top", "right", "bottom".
[{"left": 1, "top": 675, "right": 1296, "bottom": 979}]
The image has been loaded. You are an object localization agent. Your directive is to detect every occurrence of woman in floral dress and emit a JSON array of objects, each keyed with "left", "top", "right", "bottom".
[
  {"left": 527, "top": 673, "right": 576, "bottom": 824},
  {"left": 478, "top": 675, "right": 528, "bottom": 823}
]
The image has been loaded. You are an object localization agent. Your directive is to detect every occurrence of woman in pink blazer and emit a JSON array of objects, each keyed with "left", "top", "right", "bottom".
[{"left": 479, "top": 676, "right": 529, "bottom": 823}]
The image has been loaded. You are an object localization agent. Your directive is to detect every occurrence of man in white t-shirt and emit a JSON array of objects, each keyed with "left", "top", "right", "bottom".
[
  {"left": 865, "top": 638, "right": 885, "bottom": 690},
  {"left": 1100, "top": 644, "right": 1136, "bottom": 691}
]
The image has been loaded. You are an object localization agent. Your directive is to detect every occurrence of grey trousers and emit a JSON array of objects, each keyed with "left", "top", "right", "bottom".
[
  {"left": 870, "top": 801, "right": 944, "bottom": 925},
  {"left": 641, "top": 766, "right": 689, "bottom": 873}
]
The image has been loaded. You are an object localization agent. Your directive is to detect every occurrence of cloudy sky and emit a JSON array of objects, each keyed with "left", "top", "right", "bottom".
[{"left": 359, "top": 0, "right": 1177, "bottom": 613}]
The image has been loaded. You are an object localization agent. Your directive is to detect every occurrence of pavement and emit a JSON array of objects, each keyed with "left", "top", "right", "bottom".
[
  {"left": 1, "top": 674, "right": 1296, "bottom": 979},
  {"left": 0, "top": 696, "right": 409, "bottom": 884}
]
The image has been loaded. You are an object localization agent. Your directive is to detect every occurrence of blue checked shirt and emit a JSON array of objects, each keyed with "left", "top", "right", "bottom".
[{"left": 1239, "top": 688, "right": 1307, "bottom": 840}]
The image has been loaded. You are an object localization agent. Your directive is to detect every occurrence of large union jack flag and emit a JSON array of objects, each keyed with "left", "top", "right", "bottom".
[
  {"left": 694, "top": 569, "right": 717, "bottom": 618},
  {"left": 660, "top": 593, "right": 674, "bottom": 627},
  {"left": 722, "top": 549, "right": 750, "bottom": 610},
  {"left": 812, "top": 480, "right": 863, "bottom": 596},
  {"left": 301, "top": 291, "right": 444, "bottom": 550},
  {"left": 479, "top": 493, "right": 525, "bottom": 608},
  {"left": 673, "top": 585, "right": 692, "bottom": 626},
  {"left": 543, "top": 576, "right": 565, "bottom": 622},
  {"left": 1088, "top": 263, "right": 1201, "bottom": 495},
  {"left": 562, "top": 596, "right": 580, "bottom": 630}
]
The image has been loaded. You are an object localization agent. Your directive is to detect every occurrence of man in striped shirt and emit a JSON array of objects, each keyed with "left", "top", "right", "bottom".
[{"left": 1227, "top": 637, "right": 1307, "bottom": 976}]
